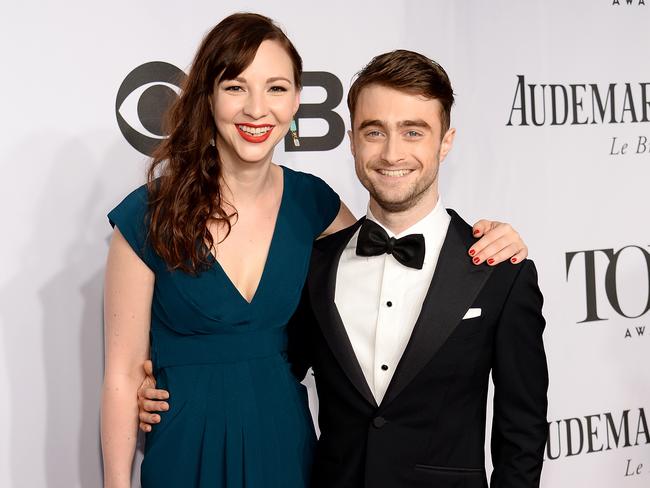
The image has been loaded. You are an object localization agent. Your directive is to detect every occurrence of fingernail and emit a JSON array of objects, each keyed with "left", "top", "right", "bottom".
[
  {"left": 511, "top": 257, "right": 517, "bottom": 264},
  {"left": 487, "top": 258, "right": 495, "bottom": 265},
  {"left": 154, "top": 415, "right": 160, "bottom": 422},
  {"left": 469, "top": 249, "right": 475, "bottom": 256},
  {"left": 473, "top": 229, "right": 480, "bottom": 235},
  {"left": 473, "top": 256, "right": 480, "bottom": 264},
  {"left": 162, "top": 403, "right": 169, "bottom": 411}
]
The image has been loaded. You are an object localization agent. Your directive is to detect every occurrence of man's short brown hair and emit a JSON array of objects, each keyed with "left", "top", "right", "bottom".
[{"left": 347, "top": 50, "right": 455, "bottom": 134}]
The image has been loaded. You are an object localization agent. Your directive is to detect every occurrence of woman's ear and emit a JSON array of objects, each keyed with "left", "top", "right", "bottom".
[{"left": 292, "top": 90, "right": 301, "bottom": 118}]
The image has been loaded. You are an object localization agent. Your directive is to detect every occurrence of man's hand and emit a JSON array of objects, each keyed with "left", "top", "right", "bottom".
[
  {"left": 469, "top": 220, "right": 528, "bottom": 266},
  {"left": 137, "top": 360, "right": 169, "bottom": 432}
]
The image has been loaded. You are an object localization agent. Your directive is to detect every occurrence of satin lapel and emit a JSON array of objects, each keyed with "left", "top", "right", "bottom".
[
  {"left": 381, "top": 210, "right": 494, "bottom": 406},
  {"left": 308, "top": 218, "right": 378, "bottom": 407}
]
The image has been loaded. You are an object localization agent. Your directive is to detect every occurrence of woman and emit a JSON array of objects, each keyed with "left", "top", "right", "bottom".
[{"left": 101, "top": 13, "right": 527, "bottom": 488}]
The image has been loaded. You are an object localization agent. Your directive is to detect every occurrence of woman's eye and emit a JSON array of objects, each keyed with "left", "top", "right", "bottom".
[
  {"left": 269, "top": 86, "right": 288, "bottom": 93},
  {"left": 224, "top": 85, "right": 243, "bottom": 92}
]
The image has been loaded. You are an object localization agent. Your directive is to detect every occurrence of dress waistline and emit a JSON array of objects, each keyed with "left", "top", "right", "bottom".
[{"left": 151, "top": 327, "right": 288, "bottom": 371}]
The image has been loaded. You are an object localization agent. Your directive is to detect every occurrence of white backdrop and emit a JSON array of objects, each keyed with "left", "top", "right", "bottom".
[{"left": 1, "top": 1, "right": 649, "bottom": 486}]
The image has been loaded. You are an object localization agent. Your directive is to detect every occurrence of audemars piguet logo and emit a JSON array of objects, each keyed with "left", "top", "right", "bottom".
[
  {"left": 507, "top": 77, "right": 650, "bottom": 126},
  {"left": 506, "top": 76, "right": 650, "bottom": 157},
  {"left": 546, "top": 407, "right": 650, "bottom": 480}
]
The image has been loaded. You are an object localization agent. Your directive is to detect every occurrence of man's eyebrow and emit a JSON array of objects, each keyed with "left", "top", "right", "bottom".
[
  {"left": 397, "top": 119, "right": 431, "bottom": 129},
  {"left": 357, "top": 119, "right": 387, "bottom": 131},
  {"left": 357, "top": 119, "right": 432, "bottom": 130}
]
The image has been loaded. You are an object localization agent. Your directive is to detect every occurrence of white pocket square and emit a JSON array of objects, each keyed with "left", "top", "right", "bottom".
[{"left": 462, "top": 308, "right": 482, "bottom": 320}]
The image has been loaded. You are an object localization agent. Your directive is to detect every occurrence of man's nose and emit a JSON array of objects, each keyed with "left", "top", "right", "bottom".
[{"left": 380, "top": 135, "right": 406, "bottom": 165}]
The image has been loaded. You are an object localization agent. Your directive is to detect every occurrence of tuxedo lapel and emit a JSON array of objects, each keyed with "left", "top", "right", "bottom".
[
  {"left": 308, "top": 218, "right": 378, "bottom": 407},
  {"left": 381, "top": 210, "right": 494, "bottom": 406}
]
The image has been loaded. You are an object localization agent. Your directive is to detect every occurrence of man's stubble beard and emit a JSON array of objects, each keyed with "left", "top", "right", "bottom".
[{"left": 362, "top": 165, "right": 439, "bottom": 214}]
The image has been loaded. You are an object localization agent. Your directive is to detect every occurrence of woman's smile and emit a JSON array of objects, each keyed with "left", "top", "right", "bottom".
[{"left": 236, "top": 123, "right": 275, "bottom": 143}]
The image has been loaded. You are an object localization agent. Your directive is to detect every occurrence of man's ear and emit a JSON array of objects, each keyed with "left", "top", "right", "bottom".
[
  {"left": 439, "top": 127, "right": 456, "bottom": 162},
  {"left": 348, "top": 129, "right": 356, "bottom": 158}
]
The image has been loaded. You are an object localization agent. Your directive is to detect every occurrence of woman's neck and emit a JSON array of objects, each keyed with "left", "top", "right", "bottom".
[{"left": 219, "top": 157, "right": 277, "bottom": 206}]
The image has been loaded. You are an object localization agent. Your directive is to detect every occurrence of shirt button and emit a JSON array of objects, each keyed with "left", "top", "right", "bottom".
[
  {"left": 386, "top": 301, "right": 393, "bottom": 307},
  {"left": 373, "top": 416, "right": 387, "bottom": 428},
  {"left": 381, "top": 364, "right": 389, "bottom": 371}
]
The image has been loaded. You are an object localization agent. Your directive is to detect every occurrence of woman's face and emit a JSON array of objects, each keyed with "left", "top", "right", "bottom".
[{"left": 211, "top": 39, "right": 300, "bottom": 166}]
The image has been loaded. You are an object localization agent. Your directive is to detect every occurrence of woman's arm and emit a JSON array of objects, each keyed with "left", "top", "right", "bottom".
[{"left": 101, "top": 228, "right": 154, "bottom": 488}]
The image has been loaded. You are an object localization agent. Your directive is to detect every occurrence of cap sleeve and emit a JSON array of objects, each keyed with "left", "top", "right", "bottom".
[
  {"left": 301, "top": 172, "right": 341, "bottom": 238},
  {"left": 107, "top": 184, "right": 158, "bottom": 270}
]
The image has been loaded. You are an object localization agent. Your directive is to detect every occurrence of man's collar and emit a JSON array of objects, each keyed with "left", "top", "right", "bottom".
[{"left": 365, "top": 197, "right": 449, "bottom": 240}]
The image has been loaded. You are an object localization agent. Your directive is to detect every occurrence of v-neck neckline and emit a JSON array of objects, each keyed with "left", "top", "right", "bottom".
[{"left": 208, "top": 165, "right": 287, "bottom": 305}]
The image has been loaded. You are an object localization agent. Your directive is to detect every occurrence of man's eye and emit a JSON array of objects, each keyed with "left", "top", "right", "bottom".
[
  {"left": 406, "top": 130, "right": 422, "bottom": 137},
  {"left": 366, "top": 130, "right": 382, "bottom": 137}
]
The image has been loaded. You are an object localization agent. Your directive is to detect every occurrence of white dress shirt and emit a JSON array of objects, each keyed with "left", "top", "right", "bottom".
[{"left": 334, "top": 199, "right": 451, "bottom": 404}]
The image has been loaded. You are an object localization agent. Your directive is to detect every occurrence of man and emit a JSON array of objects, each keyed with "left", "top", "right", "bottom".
[{"left": 140, "top": 50, "right": 548, "bottom": 487}]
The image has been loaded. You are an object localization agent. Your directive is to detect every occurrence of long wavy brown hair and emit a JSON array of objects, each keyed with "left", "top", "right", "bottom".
[{"left": 146, "top": 13, "right": 302, "bottom": 274}]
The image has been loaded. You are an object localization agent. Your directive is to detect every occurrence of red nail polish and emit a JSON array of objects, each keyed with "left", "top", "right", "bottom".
[
  {"left": 473, "top": 256, "right": 480, "bottom": 264},
  {"left": 469, "top": 249, "right": 475, "bottom": 256},
  {"left": 473, "top": 229, "right": 480, "bottom": 235},
  {"left": 488, "top": 258, "right": 495, "bottom": 265},
  {"left": 511, "top": 257, "right": 517, "bottom": 264}
]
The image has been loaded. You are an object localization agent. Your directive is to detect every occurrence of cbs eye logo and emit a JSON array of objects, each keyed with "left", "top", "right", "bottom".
[
  {"left": 115, "top": 62, "right": 186, "bottom": 156},
  {"left": 116, "top": 62, "right": 345, "bottom": 156}
]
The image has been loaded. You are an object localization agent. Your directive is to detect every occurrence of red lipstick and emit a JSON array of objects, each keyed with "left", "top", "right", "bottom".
[{"left": 236, "top": 123, "right": 274, "bottom": 143}]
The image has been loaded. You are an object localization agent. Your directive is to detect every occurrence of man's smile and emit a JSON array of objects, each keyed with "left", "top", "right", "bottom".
[{"left": 376, "top": 169, "right": 415, "bottom": 178}]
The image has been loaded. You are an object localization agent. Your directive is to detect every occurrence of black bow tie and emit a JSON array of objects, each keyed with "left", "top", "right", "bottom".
[{"left": 355, "top": 219, "right": 425, "bottom": 270}]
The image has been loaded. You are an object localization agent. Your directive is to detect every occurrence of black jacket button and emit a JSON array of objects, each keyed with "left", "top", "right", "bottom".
[{"left": 373, "top": 416, "right": 387, "bottom": 428}]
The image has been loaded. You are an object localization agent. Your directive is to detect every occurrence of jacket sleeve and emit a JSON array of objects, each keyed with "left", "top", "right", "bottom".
[
  {"left": 490, "top": 260, "right": 549, "bottom": 488},
  {"left": 286, "top": 283, "right": 316, "bottom": 382}
]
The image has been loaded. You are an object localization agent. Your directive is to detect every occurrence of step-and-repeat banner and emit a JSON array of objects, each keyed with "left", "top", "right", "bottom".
[{"left": 0, "top": 1, "right": 648, "bottom": 486}]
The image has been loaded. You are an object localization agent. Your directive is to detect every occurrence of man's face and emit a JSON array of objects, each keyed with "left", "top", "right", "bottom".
[{"left": 349, "top": 84, "right": 455, "bottom": 214}]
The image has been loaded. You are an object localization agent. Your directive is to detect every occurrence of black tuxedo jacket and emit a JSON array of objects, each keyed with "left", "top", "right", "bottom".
[{"left": 288, "top": 210, "right": 548, "bottom": 488}]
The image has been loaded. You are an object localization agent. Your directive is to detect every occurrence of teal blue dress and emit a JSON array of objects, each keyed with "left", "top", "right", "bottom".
[{"left": 107, "top": 166, "right": 340, "bottom": 488}]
